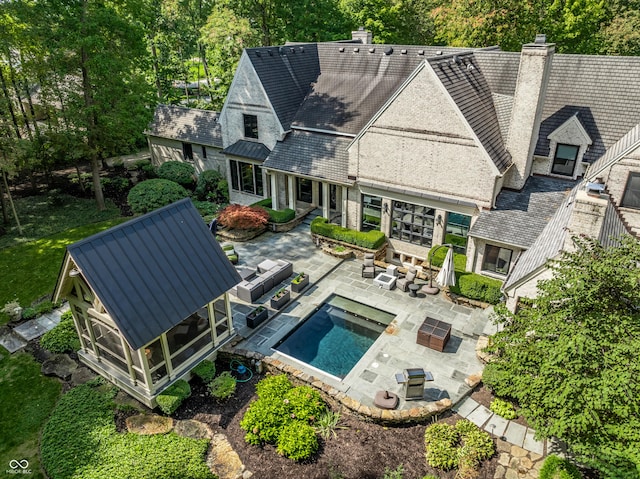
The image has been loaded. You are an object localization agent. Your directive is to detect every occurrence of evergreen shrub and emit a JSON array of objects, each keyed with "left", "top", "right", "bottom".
[
  {"left": 157, "top": 161, "right": 196, "bottom": 188},
  {"left": 127, "top": 179, "right": 189, "bottom": 214},
  {"left": 156, "top": 380, "right": 191, "bottom": 415},
  {"left": 310, "top": 217, "right": 386, "bottom": 249}
]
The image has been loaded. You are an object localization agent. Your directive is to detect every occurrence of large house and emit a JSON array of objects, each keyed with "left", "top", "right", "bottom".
[{"left": 146, "top": 31, "right": 640, "bottom": 310}]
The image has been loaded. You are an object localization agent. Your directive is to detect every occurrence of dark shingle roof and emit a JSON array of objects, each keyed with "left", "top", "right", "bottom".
[
  {"left": 473, "top": 51, "right": 520, "bottom": 96},
  {"left": 469, "top": 176, "right": 577, "bottom": 249},
  {"left": 146, "top": 104, "right": 222, "bottom": 148},
  {"left": 263, "top": 130, "right": 351, "bottom": 183},
  {"left": 66, "top": 199, "right": 241, "bottom": 350},
  {"left": 428, "top": 53, "right": 511, "bottom": 173},
  {"left": 223, "top": 140, "right": 271, "bottom": 161}
]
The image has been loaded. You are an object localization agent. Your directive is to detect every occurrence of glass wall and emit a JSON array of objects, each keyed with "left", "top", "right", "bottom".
[
  {"left": 361, "top": 194, "right": 382, "bottom": 232},
  {"left": 391, "top": 201, "right": 435, "bottom": 246},
  {"left": 230, "top": 160, "right": 263, "bottom": 196}
]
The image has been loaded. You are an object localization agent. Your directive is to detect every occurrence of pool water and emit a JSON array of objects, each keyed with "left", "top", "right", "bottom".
[{"left": 274, "top": 295, "right": 395, "bottom": 378}]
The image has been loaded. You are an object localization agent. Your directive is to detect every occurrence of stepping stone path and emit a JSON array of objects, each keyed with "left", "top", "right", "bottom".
[
  {"left": 41, "top": 353, "right": 78, "bottom": 379},
  {"left": 174, "top": 419, "right": 212, "bottom": 440},
  {"left": 495, "top": 440, "right": 544, "bottom": 479},
  {"left": 70, "top": 366, "right": 97, "bottom": 386},
  {"left": 125, "top": 414, "right": 174, "bottom": 435},
  {"left": 0, "top": 307, "right": 67, "bottom": 353},
  {"left": 207, "top": 433, "right": 251, "bottom": 479}
]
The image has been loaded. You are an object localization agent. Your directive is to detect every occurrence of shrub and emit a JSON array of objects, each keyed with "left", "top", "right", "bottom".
[
  {"left": 539, "top": 455, "right": 582, "bottom": 479},
  {"left": 267, "top": 207, "right": 296, "bottom": 223},
  {"left": 195, "top": 170, "right": 229, "bottom": 203},
  {"left": 256, "top": 374, "right": 293, "bottom": 398},
  {"left": 276, "top": 421, "right": 319, "bottom": 461},
  {"left": 156, "top": 379, "right": 191, "bottom": 415},
  {"left": 314, "top": 410, "right": 346, "bottom": 440},
  {"left": 251, "top": 198, "right": 272, "bottom": 208},
  {"left": 490, "top": 398, "right": 517, "bottom": 420},
  {"left": 157, "top": 161, "right": 196, "bottom": 189},
  {"left": 22, "top": 307, "right": 37, "bottom": 320},
  {"left": 101, "top": 176, "right": 131, "bottom": 198},
  {"left": 208, "top": 371, "right": 236, "bottom": 400},
  {"left": 449, "top": 273, "right": 503, "bottom": 304},
  {"left": 428, "top": 246, "right": 467, "bottom": 272},
  {"left": 382, "top": 465, "right": 404, "bottom": 479},
  {"left": 424, "top": 420, "right": 494, "bottom": 471},
  {"left": 36, "top": 300, "right": 55, "bottom": 315},
  {"left": 311, "top": 217, "right": 386, "bottom": 249},
  {"left": 482, "top": 363, "right": 515, "bottom": 398},
  {"left": 191, "top": 359, "right": 216, "bottom": 383},
  {"left": 127, "top": 179, "right": 189, "bottom": 214},
  {"left": 285, "top": 385, "right": 325, "bottom": 421},
  {"left": 191, "top": 199, "right": 220, "bottom": 218},
  {"left": 40, "top": 317, "right": 80, "bottom": 353},
  {"left": 217, "top": 204, "right": 269, "bottom": 230}
]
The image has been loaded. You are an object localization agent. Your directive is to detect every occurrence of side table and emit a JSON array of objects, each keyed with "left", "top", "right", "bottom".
[{"left": 408, "top": 283, "right": 420, "bottom": 297}]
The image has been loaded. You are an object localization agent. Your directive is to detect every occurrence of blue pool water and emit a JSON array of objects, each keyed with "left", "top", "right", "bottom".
[{"left": 274, "top": 295, "right": 395, "bottom": 378}]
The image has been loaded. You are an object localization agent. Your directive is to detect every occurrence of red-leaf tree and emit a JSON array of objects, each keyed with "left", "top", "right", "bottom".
[{"left": 217, "top": 204, "right": 269, "bottom": 230}]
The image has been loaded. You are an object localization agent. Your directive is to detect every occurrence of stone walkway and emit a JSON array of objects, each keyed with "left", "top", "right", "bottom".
[{"left": 0, "top": 306, "right": 68, "bottom": 352}]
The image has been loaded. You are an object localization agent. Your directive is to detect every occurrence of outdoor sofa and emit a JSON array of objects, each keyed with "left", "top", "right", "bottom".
[{"left": 235, "top": 259, "right": 293, "bottom": 303}]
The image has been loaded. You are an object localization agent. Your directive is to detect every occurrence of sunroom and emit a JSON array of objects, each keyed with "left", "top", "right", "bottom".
[{"left": 53, "top": 199, "right": 241, "bottom": 407}]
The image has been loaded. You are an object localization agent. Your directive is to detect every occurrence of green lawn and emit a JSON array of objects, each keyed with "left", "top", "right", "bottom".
[
  {"left": 0, "top": 217, "right": 129, "bottom": 324},
  {"left": 0, "top": 351, "right": 62, "bottom": 479}
]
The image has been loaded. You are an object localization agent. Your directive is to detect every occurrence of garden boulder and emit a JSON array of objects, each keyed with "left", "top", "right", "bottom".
[{"left": 41, "top": 354, "right": 78, "bottom": 379}]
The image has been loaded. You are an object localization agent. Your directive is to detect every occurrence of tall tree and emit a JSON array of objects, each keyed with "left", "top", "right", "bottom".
[{"left": 484, "top": 235, "right": 640, "bottom": 478}]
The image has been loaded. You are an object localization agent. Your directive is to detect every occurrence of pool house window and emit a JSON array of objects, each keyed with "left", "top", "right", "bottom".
[
  {"left": 391, "top": 201, "right": 435, "bottom": 246},
  {"left": 482, "top": 244, "right": 513, "bottom": 275},
  {"left": 361, "top": 194, "right": 382, "bottom": 231},
  {"left": 230, "top": 160, "right": 263, "bottom": 196}
]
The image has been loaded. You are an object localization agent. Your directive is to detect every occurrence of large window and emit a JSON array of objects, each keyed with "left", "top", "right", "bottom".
[
  {"left": 297, "top": 178, "right": 313, "bottom": 203},
  {"left": 391, "top": 201, "right": 435, "bottom": 246},
  {"left": 362, "top": 194, "right": 382, "bottom": 232},
  {"left": 230, "top": 160, "right": 263, "bottom": 196},
  {"left": 243, "top": 114, "right": 258, "bottom": 139},
  {"left": 182, "top": 142, "right": 193, "bottom": 161},
  {"left": 482, "top": 244, "right": 512, "bottom": 275},
  {"left": 446, "top": 213, "right": 471, "bottom": 254},
  {"left": 621, "top": 172, "right": 640, "bottom": 209},
  {"left": 551, "top": 144, "right": 579, "bottom": 176}
]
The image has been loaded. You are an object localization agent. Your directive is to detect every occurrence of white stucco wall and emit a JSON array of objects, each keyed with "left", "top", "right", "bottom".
[{"left": 219, "top": 53, "right": 284, "bottom": 150}]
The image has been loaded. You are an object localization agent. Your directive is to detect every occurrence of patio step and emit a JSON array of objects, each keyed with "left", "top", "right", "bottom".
[{"left": 301, "top": 208, "right": 322, "bottom": 227}]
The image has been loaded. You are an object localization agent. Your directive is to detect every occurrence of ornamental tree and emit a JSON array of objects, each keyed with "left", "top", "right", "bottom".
[
  {"left": 483, "top": 235, "right": 640, "bottom": 478},
  {"left": 217, "top": 204, "right": 269, "bottom": 230}
]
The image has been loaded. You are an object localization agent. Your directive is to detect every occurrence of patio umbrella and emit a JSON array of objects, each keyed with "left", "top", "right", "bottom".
[{"left": 435, "top": 247, "right": 456, "bottom": 288}]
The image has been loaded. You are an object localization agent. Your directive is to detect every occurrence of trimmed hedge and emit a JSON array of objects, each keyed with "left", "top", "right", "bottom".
[
  {"left": 251, "top": 198, "right": 295, "bottom": 223},
  {"left": 450, "top": 272, "right": 503, "bottom": 304},
  {"left": 40, "top": 312, "right": 80, "bottom": 353},
  {"left": 156, "top": 379, "right": 191, "bottom": 415},
  {"left": 539, "top": 455, "right": 582, "bottom": 479},
  {"left": 191, "top": 359, "right": 216, "bottom": 383},
  {"left": 428, "top": 245, "right": 467, "bottom": 271},
  {"left": 157, "top": 161, "right": 196, "bottom": 189},
  {"left": 311, "top": 217, "right": 386, "bottom": 249},
  {"left": 127, "top": 179, "right": 189, "bottom": 214}
]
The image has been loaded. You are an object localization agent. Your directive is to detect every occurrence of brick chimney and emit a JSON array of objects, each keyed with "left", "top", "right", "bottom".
[
  {"left": 504, "top": 35, "right": 555, "bottom": 190},
  {"left": 351, "top": 27, "right": 372, "bottom": 45}
]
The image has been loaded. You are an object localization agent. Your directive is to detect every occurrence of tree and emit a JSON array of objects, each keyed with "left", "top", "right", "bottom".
[{"left": 484, "top": 235, "right": 640, "bottom": 478}]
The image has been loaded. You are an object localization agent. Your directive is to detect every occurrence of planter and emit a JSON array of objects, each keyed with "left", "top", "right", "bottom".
[
  {"left": 246, "top": 307, "right": 268, "bottom": 328},
  {"left": 291, "top": 274, "right": 309, "bottom": 293},
  {"left": 270, "top": 289, "right": 290, "bottom": 310}
]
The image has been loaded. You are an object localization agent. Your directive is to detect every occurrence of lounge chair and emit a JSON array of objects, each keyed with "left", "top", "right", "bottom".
[
  {"left": 396, "top": 267, "right": 417, "bottom": 292},
  {"left": 361, "top": 253, "right": 376, "bottom": 278}
]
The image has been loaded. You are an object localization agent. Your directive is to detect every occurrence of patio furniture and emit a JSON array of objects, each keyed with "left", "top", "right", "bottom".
[
  {"left": 235, "top": 259, "right": 293, "bottom": 303},
  {"left": 361, "top": 253, "right": 376, "bottom": 278},
  {"left": 222, "top": 244, "right": 238, "bottom": 264},
  {"left": 408, "top": 283, "right": 420, "bottom": 297},
  {"left": 246, "top": 306, "right": 268, "bottom": 328},
  {"left": 373, "top": 272, "right": 396, "bottom": 290},
  {"left": 417, "top": 317, "right": 451, "bottom": 352},
  {"left": 396, "top": 267, "right": 417, "bottom": 292},
  {"left": 374, "top": 390, "right": 399, "bottom": 409},
  {"left": 386, "top": 264, "right": 398, "bottom": 277}
]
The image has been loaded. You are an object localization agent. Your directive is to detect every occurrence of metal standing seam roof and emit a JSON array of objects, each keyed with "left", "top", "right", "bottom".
[
  {"left": 585, "top": 123, "right": 640, "bottom": 181},
  {"left": 469, "top": 176, "right": 578, "bottom": 249},
  {"left": 599, "top": 201, "right": 629, "bottom": 247},
  {"left": 65, "top": 199, "right": 241, "bottom": 350},
  {"left": 222, "top": 140, "right": 271, "bottom": 161},
  {"left": 146, "top": 104, "right": 223, "bottom": 148},
  {"left": 263, "top": 130, "right": 352, "bottom": 183},
  {"left": 428, "top": 53, "right": 512, "bottom": 173}
]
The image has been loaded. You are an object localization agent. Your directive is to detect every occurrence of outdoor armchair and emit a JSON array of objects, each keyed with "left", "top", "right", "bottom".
[
  {"left": 396, "top": 267, "right": 417, "bottom": 292},
  {"left": 361, "top": 253, "right": 376, "bottom": 278}
]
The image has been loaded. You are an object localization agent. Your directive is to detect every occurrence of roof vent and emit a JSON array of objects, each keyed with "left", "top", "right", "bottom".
[
  {"left": 467, "top": 63, "right": 475, "bottom": 71},
  {"left": 299, "top": 46, "right": 304, "bottom": 53},
  {"left": 384, "top": 46, "right": 393, "bottom": 55},
  {"left": 268, "top": 49, "right": 273, "bottom": 56},
  {"left": 339, "top": 47, "right": 345, "bottom": 53},
  {"left": 289, "top": 47, "right": 295, "bottom": 54},
  {"left": 369, "top": 47, "right": 375, "bottom": 53},
  {"left": 401, "top": 49, "right": 407, "bottom": 54},
  {"left": 417, "top": 50, "right": 425, "bottom": 55},
  {"left": 586, "top": 180, "right": 606, "bottom": 197},
  {"left": 255, "top": 51, "right": 262, "bottom": 57},
  {"left": 535, "top": 34, "right": 547, "bottom": 44},
  {"left": 453, "top": 55, "right": 461, "bottom": 64},
  {"left": 279, "top": 46, "right": 285, "bottom": 55},
  {"left": 435, "top": 50, "right": 442, "bottom": 55},
  {"left": 353, "top": 47, "right": 359, "bottom": 53}
]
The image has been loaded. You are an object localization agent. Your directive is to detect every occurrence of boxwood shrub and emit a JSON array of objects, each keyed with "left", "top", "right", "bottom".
[
  {"left": 539, "top": 455, "right": 582, "bottom": 479},
  {"left": 251, "top": 198, "right": 295, "bottom": 223},
  {"left": 276, "top": 421, "right": 319, "bottom": 461},
  {"left": 195, "top": 170, "right": 229, "bottom": 203},
  {"left": 450, "top": 273, "right": 503, "bottom": 304},
  {"left": 156, "top": 379, "right": 191, "bottom": 415},
  {"left": 311, "top": 217, "right": 386, "bottom": 249},
  {"left": 127, "top": 179, "right": 189, "bottom": 214},
  {"left": 157, "top": 161, "right": 196, "bottom": 189},
  {"left": 191, "top": 359, "right": 216, "bottom": 383},
  {"left": 40, "top": 313, "right": 80, "bottom": 353},
  {"left": 208, "top": 371, "right": 236, "bottom": 400},
  {"left": 428, "top": 245, "right": 467, "bottom": 272},
  {"left": 424, "top": 419, "right": 494, "bottom": 471}
]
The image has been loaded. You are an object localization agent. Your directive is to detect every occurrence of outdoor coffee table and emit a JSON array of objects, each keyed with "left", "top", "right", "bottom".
[
  {"left": 417, "top": 316, "right": 451, "bottom": 352},
  {"left": 373, "top": 273, "right": 396, "bottom": 290},
  {"left": 408, "top": 284, "right": 420, "bottom": 297}
]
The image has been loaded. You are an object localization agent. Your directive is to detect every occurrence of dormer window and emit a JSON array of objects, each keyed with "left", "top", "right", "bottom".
[
  {"left": 551, "top": 144, "right": 579, "bottom": 176},
  {"left": 243, "top": 114, "right": 258, "bottom": 139}
]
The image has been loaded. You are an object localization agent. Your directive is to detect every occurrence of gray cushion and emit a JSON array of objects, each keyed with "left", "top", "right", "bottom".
[
  {"left": 406, "top": 270, "right": 417, "bottom": 282},
  {"left": 364, "top": 258, "right": 374, "bottom": 267}
]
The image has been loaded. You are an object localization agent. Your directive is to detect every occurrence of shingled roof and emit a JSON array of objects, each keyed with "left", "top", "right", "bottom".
[
  {"left": 264, "top": 130, "right": 352, "bottom": 183},
  {"left": 469, "top": 176, "right": 577, "bottom": 249},
  {"left": 146, "top": 104, "right": 222, "bottom": 148},
  {"left": 63, "top": 199, "right": 241, "bottom": 350},
  {"left": 223, "top": 140, "right": 271, "bottom": 161}
]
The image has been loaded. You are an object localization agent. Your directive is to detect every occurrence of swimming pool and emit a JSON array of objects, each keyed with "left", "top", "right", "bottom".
[{"left": 273, "top": 295, "right": 395, "bottom": 378}]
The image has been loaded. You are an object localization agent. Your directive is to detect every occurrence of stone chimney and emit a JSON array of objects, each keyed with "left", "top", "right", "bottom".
[
  {"left": 351, "top": 27, "right": 372, "bottom": 45},
  {"left": 504, "top": 35, "right": 555, "bottom": 190},
  {"left": 563, "top": 187, "right": 608, "bottom": 252}
]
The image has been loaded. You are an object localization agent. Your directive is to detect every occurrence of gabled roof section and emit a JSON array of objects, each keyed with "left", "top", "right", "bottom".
[
  {"left": 65, "top": 199, "right": 241, "bottom": 350},
  {"left": 428, "top": 53, "right": 512, "bottom": 173},
  {"left": 263, "top": 130, "right": 352, "bottom": 183},
  {"left": 146, "top": 104, "right": 222, "bottom": 148},
  {"left": 503, "top": 185, "right": 579, "bottom": 290},
  {"left": 223, "top": 140, "right": 271, "bottom": 161},
  {"left": 469, "top": 176, "right": 577, "bottom": 249},
  {"left": 547, "top": 113, "right": 592, "bottom": 146},
  {"left": 586, "top": 123, "right": 640, "bottom": 182}
]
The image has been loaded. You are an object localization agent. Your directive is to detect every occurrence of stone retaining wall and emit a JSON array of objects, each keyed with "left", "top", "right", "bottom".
[
  {"left": 221, "top": 349, "right": 453, "bottom": 424},
  {"left": 311, "top": 233, "right": 387, "bottom": 261}
]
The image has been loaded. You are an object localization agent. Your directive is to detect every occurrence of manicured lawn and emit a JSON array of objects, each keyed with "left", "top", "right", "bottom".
[
  {"left": 41, "top": 382, "right": 215, "bottom": 479},
  {"left": 0, "top": 351, "right": 62, "bottom": 479},
  {"left": 0, "top": 195, "right": 121, "bottom": 250},
  {"left": 0, "top": 217, "right": 129, "bottom": 324}
]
